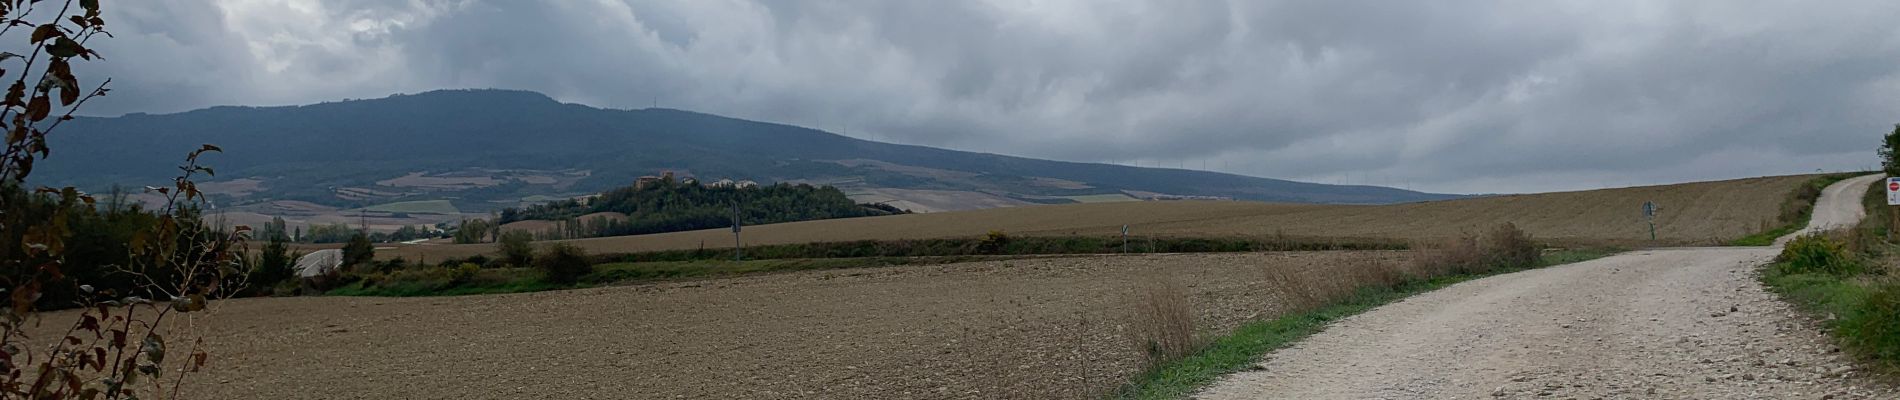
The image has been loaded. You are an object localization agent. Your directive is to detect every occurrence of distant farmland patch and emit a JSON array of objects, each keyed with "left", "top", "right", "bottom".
[
  {"left": 198, "top": 178, "right": 266, "bottom": 197},
  {"left": 1062, "top": 193, "right": 1139, "bottom": 203},
  {"left": 517, "top": 195, "right": 569, "bottom": 203},
  {"left": 362, "top": 200, "right": 461, "bottom": 215},
  {"left": 376, "top": 172, "right": 504, "bottom": 190}
]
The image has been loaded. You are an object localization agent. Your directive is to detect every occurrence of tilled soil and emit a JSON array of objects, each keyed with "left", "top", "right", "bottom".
[{"left": 65, "top": 251, "right": 1404, "bottom": 399}]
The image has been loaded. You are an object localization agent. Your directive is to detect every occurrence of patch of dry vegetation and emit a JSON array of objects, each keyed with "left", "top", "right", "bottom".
[
  {"left": 1129, "top": 274, "right": 1200, "bottom": 369},
  {"left": 378, "top": 175, "right": 1812, "bottom": 261}
]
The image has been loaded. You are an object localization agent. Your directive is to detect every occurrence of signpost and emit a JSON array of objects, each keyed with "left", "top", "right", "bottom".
[
  {"left": 1886, "top": 178, "right": 1900, "bottom": 206},
  {"left": 1642, "top": 201, "right": 1658, "bottom": 241},
  {"left": 1886, "top": 178, "right": 1900, "bottom": 241},
  {"left": 731, "top": 202, "right": 744, "bottom": 261}
]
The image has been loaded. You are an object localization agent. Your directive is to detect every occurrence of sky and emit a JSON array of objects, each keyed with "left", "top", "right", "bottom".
[{"left": 59, "top": 0, "right": 1900, "bottom": 194}]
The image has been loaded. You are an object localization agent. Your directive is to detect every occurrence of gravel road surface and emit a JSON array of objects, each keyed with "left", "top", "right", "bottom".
[{"left": 1199, "top": 174, "right": 1896, "bottom": 399}]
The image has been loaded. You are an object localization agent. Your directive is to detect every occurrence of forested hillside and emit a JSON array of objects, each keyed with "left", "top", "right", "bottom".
[
  {"left": 37, "top": 89, "right": 1458, "bottom": 213},
  {"left": 498, "top": 178, "right": 905, "bottom": 239}
]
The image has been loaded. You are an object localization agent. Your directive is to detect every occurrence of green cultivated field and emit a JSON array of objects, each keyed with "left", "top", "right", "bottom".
[
  {"left": 1062, "top": 193, "right": 1140, "bottom": 203},
  {"left": 363, "top": 200, "right": 461, "bottom": 214}
]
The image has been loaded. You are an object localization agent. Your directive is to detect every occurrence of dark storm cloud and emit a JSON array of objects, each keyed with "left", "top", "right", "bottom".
[{"left": 61, "top": 0, "right": 1900, "bottom": 193}]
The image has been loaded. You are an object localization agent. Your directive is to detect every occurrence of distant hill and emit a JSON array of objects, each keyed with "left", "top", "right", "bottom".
[{"left": 34, "top": 89, "right": 1460, "bottom": 215}]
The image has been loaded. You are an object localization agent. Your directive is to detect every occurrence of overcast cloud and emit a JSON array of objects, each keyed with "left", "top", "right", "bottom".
[{"left": 62, "top": 0, "right": 1900, "bottom": 193}]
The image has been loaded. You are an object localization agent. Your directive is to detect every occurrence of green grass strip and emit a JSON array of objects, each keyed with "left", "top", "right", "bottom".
[
  {"left": 1762, "top": 270, "right": 1871, "bottom": 318},
  {"left": 327, "top": 256, "right": 1007, "bottom": 297},
  {"left": 1113, "top": 248, "right": 1618, "bottom": 399}
]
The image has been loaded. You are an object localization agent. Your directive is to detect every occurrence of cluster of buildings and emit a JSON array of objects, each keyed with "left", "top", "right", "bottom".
[{"left": 634, "top": 171, "right": 758, "bottom": 190}]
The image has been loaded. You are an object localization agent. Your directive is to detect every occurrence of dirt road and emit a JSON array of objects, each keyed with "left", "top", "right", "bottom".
[
  {"left": 1778, "top": 173, "right": 1882, "bottom": 245},
  {"left": 1199, "top": 174, "right": 1895, "bottom": 399}
]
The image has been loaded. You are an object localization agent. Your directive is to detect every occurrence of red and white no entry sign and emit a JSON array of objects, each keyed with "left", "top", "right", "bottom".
[{"left": 1888, "top": 177, "right": 1900, "bottom": 206}]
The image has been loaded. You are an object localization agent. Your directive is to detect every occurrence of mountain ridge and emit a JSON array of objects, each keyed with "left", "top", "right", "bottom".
[{"left": 36, "top": 89, "right": 1461, "bottom": 214}]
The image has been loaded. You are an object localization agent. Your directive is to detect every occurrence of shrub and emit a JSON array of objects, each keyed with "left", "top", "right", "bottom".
[
  {"left": 1484, "top": 222, "right": 1541, "bottom": 269},
  {"left": 437, "top": 254, "right": 494, "bottom": 268},
  {"left": 1412, "top": 222, "right": 1541, "bottom": 275},
  {"left": 376, "top": 257, "right": 410, "bottom": 273},
  {"left": 537, "top": 243, "right": 594, "bottom": 284},
  {"left": 1839, "top": 280, "right": 1900, "bottom": 360},
  {"left": 1777, "top": 234, "right": 1862, "bottom": 276},
  {"left": 1841, "top": 280, "right": 1900, "bottom": 362},
  {"left": 977, "top": 230, "right": 1012, "bottom": 254},
  {"left": 343, "top": 232, "right": 376, "bottom": 268},
  {"left": 251, "top": 234, "right": 296, "bottom": 292},
  {"left": 272, "top": 280, "right": 302, "bottom": 297},
  {"left": 447, "top": 263, "right": 482, "bottom": 285},
  {"left": 1847, "top": 214, "right": 1888, "bottom": 256},
  {"left": 1413, "top": 235, "right": 1483, "bottom": 274},
  {"left": 498, "top": 230, "right": 536, "bottom": 267}
]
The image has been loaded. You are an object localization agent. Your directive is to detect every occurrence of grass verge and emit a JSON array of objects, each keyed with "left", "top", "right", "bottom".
[
  {"left": 1757, "top": 178, "right": 1900, "bottom": 371},
  {"left": 337, "top": 234, "right": 1409, "bottom": 297},
  {"left": 1761, "top": 252, "right": 1900, "bottom": 370},
  {"left": 327, "top": 256, "right": 1010, "bottom": 297},
  {"left": 1729, "top": 173, "right": 1862, "bottom": 246},
  {"left": 1112, "top": 247, "right": 1618, "bottom": 399}
]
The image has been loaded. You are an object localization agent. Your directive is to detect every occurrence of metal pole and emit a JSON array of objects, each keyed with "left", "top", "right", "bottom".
[{"left": 732, "top": 202, "right": 743, "bottom": 261}]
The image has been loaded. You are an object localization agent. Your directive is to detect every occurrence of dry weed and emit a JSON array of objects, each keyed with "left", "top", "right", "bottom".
[
  {"left": 1261, "top": 265, "right": 1329, "bottom": 313},
  {"left": 1127, "top": 273, "right": 1200, "bottom": 368},
  {"left": 378, "top": 175, "right": 1812, "bottom": 260},
  {"left": 1411, "top": 222, "right": 1539, "bottom": 275}
]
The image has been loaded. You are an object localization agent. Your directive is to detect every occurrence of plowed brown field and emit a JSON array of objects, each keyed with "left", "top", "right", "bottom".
[{"left": 47, "top": 252, "right": 1405, "bottom": 399}]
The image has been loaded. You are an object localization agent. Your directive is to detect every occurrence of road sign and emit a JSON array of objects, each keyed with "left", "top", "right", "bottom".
[{"left": 1888, "top": 177, "right": 1900, "bottom": 206}]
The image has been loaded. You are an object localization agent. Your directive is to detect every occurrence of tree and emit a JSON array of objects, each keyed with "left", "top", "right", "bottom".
[
  {"left": 343, "top": 232, "right": 375, "bottom": 268},
  {"left": 495, "top": 181, "right": 902, "bottom": 239},
  {"left": 0, "top": 2, "right": 246, "bottom": 397},
  {"left": 1882, "top": 124, "right": 1900, "bottom": 177},
  {"left": 454, "top": 218, "right": 491, "bottom": 244},
  {"left": 498, "top": 230, "right": 535, "bottom": 268},
  {"left": 391, "top": 224, "right": 421, "bottom": 242},
  {"left": 302, "top": 223, "right": 355, "bottom": 243},
  {"left": 253, "top": 230, "right": 294, "bottom": 290},
  {"left": 536, "top": 243, "right": 593, "bottom": 284},
  {"left": 260, "top": 215, "right": 289, "bottom": 241}
]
